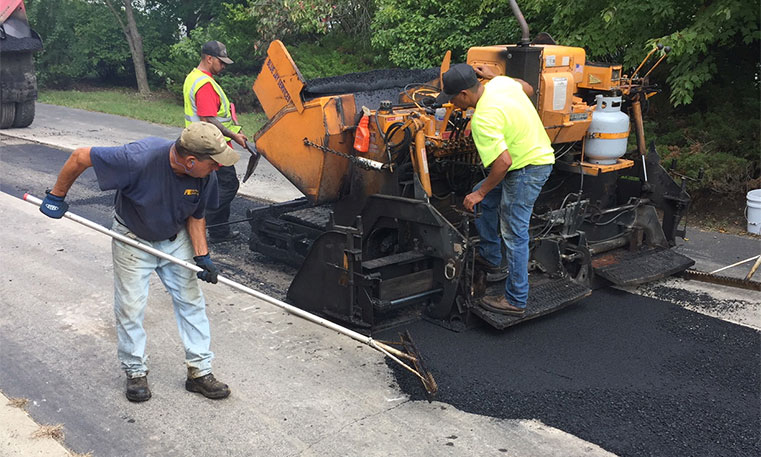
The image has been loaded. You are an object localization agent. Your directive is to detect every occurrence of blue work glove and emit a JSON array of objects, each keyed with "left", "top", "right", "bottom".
[
  {"left": 193, "top": 254, "right": 219, "bottom": 284},
  {"left": 40, "top": 190, "right": 69, "bottom": 219}
]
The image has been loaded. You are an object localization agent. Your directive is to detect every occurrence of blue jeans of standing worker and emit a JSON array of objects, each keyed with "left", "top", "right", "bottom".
[
  {"left": 474, "top": 164, "right": 552, "bottom": 308},
  {"left": 206, "top": 165, "right": 240, "bottom": 239},
  {"left": 111, "top": 220, "right": 214, "bottom": 378}
]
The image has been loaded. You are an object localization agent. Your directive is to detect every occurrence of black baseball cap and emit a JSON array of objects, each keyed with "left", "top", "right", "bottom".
[
  {"left": 202, "top": 41, "right": 234, "bottom": 64},
  {"left": 436, "top": 63, "right": 479, "bottom": 104}
]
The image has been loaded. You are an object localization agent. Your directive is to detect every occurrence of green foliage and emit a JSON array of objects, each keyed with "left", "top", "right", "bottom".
[
  {"left": 143, "top": 0, "right": 230, "bottom": 35},
  {"left": 372, "top": 0, "right": 518, "bottom": 68},
  {"left": 26, "top": 0, "right": 131, "bottom": 87},
  {"left": 245, "top": 0, "right": 333, "bottom": 52},
  {"left": 26, "top": 0, "right": 181, "bottom": 89},
  {"left": 645, "top": 80, "right": 760, "bottom": 194},
  {"left": 288, "top": 34, "right": 375, "bottom": 79},
  {"left": 216, "top": 73, "right": 258, "bottom": 112},
  {"left": 329, "top": 1, "right": 376, "bottom": 36},
  {"left": 669, "top": 149, "right": 751, "bottom": 195},
  {"left": 151, "top": 26, "right": 218, "bottom": 97},
  {"left": 150, "top": 22, "right": 259, "bottom": 112},
  {"left": 216, "top": 2, "right": 261, "bottom": 72},
  {"left": 242, "top": 1, "right": 378, "bottom": 53},
  {"left": 651, "top": 0, "right": 760, "bottom": 106}
]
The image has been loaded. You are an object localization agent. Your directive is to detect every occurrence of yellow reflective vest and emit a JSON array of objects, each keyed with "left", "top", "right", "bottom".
[{"left": 183, "top": 68, "right": 241, "bottom": 141}]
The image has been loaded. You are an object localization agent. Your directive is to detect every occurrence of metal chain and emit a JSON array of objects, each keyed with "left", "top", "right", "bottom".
[{"left": 303, "top": 138, "right": 391, "bottom": 171}]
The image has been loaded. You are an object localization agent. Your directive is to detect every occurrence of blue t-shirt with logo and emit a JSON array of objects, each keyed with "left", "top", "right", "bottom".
[{"left": 90, "top": 137, "right": 219, "bottom": 241}]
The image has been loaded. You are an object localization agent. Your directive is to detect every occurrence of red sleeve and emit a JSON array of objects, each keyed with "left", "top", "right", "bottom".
[{"left": 195, "top": 83, "right": 221, "bottom": 117}]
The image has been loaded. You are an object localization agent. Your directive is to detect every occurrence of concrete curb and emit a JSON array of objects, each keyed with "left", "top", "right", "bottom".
[{"left": 0, "top": 391, "right": 72, "bottom": 457}]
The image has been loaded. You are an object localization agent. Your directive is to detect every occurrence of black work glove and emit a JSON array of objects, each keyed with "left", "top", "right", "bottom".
[
  {"left": 40, "top": 190, "right": 69, "bottom": 219},
  {"left": 193, "top": 254, "right": 219, "bottom": 284}
]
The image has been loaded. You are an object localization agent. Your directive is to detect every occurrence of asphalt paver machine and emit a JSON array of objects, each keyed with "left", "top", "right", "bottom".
[{"left": 244, "top": 1, "right": 694, "bottom": 333}]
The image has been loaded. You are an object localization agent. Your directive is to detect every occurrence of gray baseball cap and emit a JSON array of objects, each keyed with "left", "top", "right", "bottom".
[
  {"left": 202, "top": 40, "right": 234, "bottom": 64},
  {"left": 179, "top": 122, "right": 240, "bottom": 167}
]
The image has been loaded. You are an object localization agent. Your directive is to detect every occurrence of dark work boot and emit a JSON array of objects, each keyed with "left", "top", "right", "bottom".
[
  {"left": 125, "top": 375, "right": 151, "bottom": 402},
  {"left": 185, "top": 373, "right": 231, "bottom": 399},
  {"left": 474, "top": 253, "right": 508, "bottom": 282}
]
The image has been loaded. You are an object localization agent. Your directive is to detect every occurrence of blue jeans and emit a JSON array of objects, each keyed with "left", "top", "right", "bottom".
[
  {"left": 111, "top": 220, "right": 213, "bottom": 378},
  {"left": 474, "top": 164, "right": 552, "bottom": 308}
]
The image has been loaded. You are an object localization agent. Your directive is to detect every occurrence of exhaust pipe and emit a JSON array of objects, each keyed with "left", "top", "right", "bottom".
[{"left": 509, "top": 0, "right": 531, "bottom": 46}]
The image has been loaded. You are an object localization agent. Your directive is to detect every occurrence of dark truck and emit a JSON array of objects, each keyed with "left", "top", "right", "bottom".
[{"left": 0, "top": 0, "right": 42, "bottom": 128}]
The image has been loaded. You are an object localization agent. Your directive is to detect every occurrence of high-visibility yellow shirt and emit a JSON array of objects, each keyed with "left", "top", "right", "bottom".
[{"left": 471, "top": 76, "right": 554, "bottom": 170}]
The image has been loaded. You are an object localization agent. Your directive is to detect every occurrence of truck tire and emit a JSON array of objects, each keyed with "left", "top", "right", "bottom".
[
  {"left": 0, "top": 103, "right": 15, "bottom": 129},
  {"left": 12, "top": 100, "right": 35, "bottom": 128}
]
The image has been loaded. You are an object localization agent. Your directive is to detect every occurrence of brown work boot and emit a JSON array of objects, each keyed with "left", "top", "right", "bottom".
[
  {"left": 185, "top": 373, "right": 231, "bottom": 399},
  {"left": 481, "top": 295, "right": 526, "bottom": 316},
  {"left": 125, "top": 375, "right": 151, "bottom": 402}
]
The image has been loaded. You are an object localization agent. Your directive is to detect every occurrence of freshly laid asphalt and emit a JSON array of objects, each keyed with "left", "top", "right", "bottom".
[
  {"left": 380, "top": 288, "right": 760, "bottom": 457},
  {"left": 1, "top": 104, "right": 760, "bottom": 456}
]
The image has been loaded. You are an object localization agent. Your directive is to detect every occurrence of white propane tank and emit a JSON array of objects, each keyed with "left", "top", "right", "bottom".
[{"left": 586, "top": 95, "right": 630, "bottom": 165}]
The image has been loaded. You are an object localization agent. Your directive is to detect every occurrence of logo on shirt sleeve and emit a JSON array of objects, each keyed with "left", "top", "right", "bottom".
[{"left": 184, "top": 189, "right": 200, "bottom": 196}]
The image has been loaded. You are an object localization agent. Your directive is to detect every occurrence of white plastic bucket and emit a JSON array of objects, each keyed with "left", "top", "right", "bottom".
[{"left": 747, "top": 189, "right": 761, "bottom": 234}]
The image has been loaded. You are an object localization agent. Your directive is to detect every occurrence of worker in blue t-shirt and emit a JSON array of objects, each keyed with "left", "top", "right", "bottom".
[{"left": 39, "top": 122, "right": 239, "bottom": 403}]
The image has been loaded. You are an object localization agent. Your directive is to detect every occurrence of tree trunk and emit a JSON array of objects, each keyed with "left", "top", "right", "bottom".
[
  {"left": 104, "top": 0, "right": 150, "bottom": 95},
  {"left": 123, "top": 1, "right": 150, "bottom": 95}
]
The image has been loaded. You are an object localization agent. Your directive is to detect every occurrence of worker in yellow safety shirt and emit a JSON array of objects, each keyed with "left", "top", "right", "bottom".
[{"left": 436, "top": 63, "right": 555, "bottom": 316}]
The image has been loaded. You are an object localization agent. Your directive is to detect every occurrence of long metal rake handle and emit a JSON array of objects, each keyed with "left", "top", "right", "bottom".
[{"left": 23, "top": 193, "right": 435, "bottom": 393}]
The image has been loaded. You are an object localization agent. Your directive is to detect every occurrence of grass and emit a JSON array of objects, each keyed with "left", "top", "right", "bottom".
[
  {"left": 7, "top": 397, "right": 28, "bottom": 409},
  {"left": 38, "top": 88, "right": 267, "bottom": 135},
  {"left": 32, "top": 423, "right": 65, "bottom": 441}
]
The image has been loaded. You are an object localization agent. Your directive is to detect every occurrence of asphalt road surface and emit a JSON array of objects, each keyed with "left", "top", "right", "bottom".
[{"left": 2, "top": 139, "right": 759, "bottom": 456}]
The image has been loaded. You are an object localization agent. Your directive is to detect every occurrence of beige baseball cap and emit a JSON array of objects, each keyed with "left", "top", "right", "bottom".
[{"left": 179, "top": 122, "right": 240, "bottom": 167}]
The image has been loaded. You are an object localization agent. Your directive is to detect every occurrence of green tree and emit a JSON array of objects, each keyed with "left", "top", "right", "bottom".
[
  {"left": 27, "top": 0, "right": 131, "bottom": 87},
  {"left": 143, "top": 0, "right": 251, "bottom": 36},
  {"left": 372, "top": 0, "right": 519, "bottom": 68}
]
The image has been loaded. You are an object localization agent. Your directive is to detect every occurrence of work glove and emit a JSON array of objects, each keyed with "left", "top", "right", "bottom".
[
  {"left": 193, "top": 254, "right": 219, "bottom": 284},
  {"left": 40, "top": 190, "right": 69, "bottom": 219}
]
